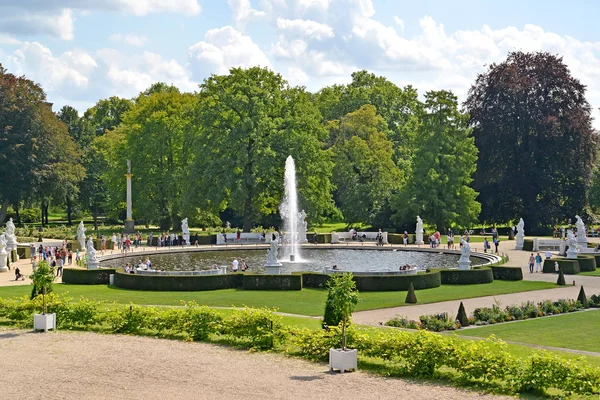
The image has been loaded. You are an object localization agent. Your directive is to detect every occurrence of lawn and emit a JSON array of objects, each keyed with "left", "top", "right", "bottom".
[
  {"left": 0, "top": 280, "right": 557, "bottom": 316},
  {"left": 580, "top": 270, "right": 600, "bottom": 277},
  {"left": 461, "top": 309, "right": 600, "bottom": 353}
]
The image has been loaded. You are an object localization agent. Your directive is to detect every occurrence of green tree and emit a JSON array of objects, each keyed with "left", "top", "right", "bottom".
[
  {"left": 188, "top": 67, "right": 334, "bottom": 231},
  {"left": 465, "top": 51, "right": 598, "bottom": 231},
  {"left": 323, "top": 273, "right": 359, "bottom": 350},
  {"left": 106, "top": 88, "right": 197, "bottom": 229},
  {"left": 393, "top": 90, "right": 480, "bottom": 230},
  {"left": 330, "top": 105, "right": 401, "bottom": 225}
]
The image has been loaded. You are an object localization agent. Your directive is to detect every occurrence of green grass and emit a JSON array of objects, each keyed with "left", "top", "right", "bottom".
[
  {"left": 580, "top": 270, "right": 600, "bottom": 277},
  {"left": 460, "top": 309, "right": 600, "bottom": 353},
  {"left": 0, "top": 280, "right": 557, "bottom": 316}
]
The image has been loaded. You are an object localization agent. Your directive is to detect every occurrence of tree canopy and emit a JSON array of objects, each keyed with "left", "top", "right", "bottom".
[{"left": 466, "top": 51, "right": 598, "bottom": 231}]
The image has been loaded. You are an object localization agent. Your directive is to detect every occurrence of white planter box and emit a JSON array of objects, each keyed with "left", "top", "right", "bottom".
[
  {"left": 329, "top": 348, "right": 357, "bottom": 373},
  {"left": 34, "top": 313, "right": 56, "bottom": 332}
]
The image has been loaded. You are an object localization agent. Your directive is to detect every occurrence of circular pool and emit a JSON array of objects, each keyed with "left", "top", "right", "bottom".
[{"left": 101, "top": 248, "right": 487, "bottom": 274}]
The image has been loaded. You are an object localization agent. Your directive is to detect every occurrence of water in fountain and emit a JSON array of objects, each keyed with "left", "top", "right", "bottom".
[{"left": 279, "top": 155, "right": 302, "bottom": 261}]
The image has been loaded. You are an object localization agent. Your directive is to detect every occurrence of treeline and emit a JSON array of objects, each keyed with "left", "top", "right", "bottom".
[{"left": 0, "top": 51, "right": 597, "bottom": 233}]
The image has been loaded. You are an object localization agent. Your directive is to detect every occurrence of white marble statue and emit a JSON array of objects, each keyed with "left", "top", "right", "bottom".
[
  {"left": 415, "top": 216, "right": 424, "bottom": 245},
  {"left": 5, "top": 218, "right": 17, "bottom": 243},
  {"left": 298, "top": 210, "right": 308, "bottom": 243},
  {"left": 458, "top": 237, "right": 472, "bottom": 270},
  {"left": 515, "top": 218, "right": 525, "bottom": 250},
  {"left": 575, "top": 215, "right": 587, "bottom": 244},
  {"left": 0, "top": 233, "right": 7, "bottom": 272},
  {"left": 566, "top": 229, "right": 579, "bottom": 259},
  {"left": 181, "top": 218, "right": 190, "bottom": 245},
  {"left": 266, "top": 240, "right": 280, "bottom": 265},
  {"left": 86, "top": 237, "right": 98, "bottom": 262},
  {"left": 77, "top": 221, "right": 86, "bottom": 250}
]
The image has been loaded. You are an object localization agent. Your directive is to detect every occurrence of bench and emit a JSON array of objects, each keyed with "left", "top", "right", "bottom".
[
  {"left": 533, "top": 238, "right": 563, "bottom": 251},
  {"left": 331, "top": 231, "right": 388, "bottom": 244},
  {"left": 216, "top": 232, "right": 268, "bottom": 245}
]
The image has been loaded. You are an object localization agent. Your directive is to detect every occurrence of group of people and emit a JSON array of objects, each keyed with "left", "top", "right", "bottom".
[
  {"left": 123, "top": 258, "right": 152, "bottom": 273},
  {"left": 528, "top": 251, "right": 553, "bottom": 273},
  {"left": 34, "top": 241, "right": 77, "bottom": 277},
  {"left": 231, "top": 258, "right": 249, "bottom": 272}
]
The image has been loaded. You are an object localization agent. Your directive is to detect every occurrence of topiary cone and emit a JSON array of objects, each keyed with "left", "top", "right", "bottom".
[
  {"left": 405, "top": 282, "right": 417, "bottom": 304},
  {"left": 456, "top": 301, "right": 469, "bottom": 327},
  {"left": 557, "top": 268, "right": 566, "bottom": 285},
  {"left": 577, "top": 286, "right": 589, "bottom": 308}
]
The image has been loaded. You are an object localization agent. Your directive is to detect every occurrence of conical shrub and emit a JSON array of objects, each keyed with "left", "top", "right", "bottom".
[
  {"left": 456, "top": 301, "right": 469, "bottom": 327},
  {"left": 405, "top": 282, "right": 417, "bottom": 304},
  {"left": 557, "top": 268, "right": 566, "bottom": 285},
  {"left": 577, "top": 286, "right": 589, "bottom": 308}
]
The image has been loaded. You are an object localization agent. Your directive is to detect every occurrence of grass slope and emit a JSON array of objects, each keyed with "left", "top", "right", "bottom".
[
  {"left": 461, "top": 309, "right": 600, "bottom": 353},
  {"left": 0, "top": 280, "right": 556, "bottom": 316}
]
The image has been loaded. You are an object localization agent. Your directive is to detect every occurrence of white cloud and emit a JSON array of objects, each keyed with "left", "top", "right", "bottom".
[
  {"left": 188, "top": 26, "right": 272, "bottom": 78},
  {"left": 393, "top": 16, "right": 404, "bottom": 32},
  {"left": 0, "top": 9, "right": 75, "bottom": 40},
  {"left": 228, "top": 0, "right": 266, "bottom": 25},
  {"left": 109, "top": 33, "right": 147, "bottom": 47},
  {"left": 276, "top": 17, "right": 334, "bottom": 40},
  {"left": 6, "top": 42, "right": 96, "bottom": 91}
]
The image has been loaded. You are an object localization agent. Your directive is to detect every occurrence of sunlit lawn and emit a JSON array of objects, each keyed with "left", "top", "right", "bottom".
[{"left": 0, "top": 280, "right": 556, "bottom": 316}]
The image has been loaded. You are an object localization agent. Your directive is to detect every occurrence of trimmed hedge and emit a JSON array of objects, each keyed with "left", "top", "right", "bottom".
[
  {"left": 352, "top": 271, "right": 441, "bottom": 291},
  {"left": 577, "top": 255, "right": 597, "bottom": 272},
  {"left": 440, "top": 267, "right": 494, "bottom": 284},
  {"left": 523, "top": 239, "right": 534, "bottom": 251},
  {"left": 294, "top": 272, "right": 330, "bottom": 288},
  {"left": 491, "top": 265, "right": 523, "bottom": 281},
  {"left": 114, "top": 269, "right": 243, "bottom": 291},
  {"left": 63, "top": 268, "right": 116, "bottom": 285},
  {"left": 242, "top": 274, "right": 302, "bottom": 290},
  {"left": 542, "top": 258, "right": 580, "bottom": 275}
]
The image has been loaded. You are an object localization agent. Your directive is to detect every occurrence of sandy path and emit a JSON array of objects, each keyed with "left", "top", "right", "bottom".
[{"left": 0, "top": 329, "right": 509, "bottom": 400}]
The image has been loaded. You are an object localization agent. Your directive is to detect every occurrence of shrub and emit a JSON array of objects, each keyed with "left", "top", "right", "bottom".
[
  {"left": 220, "top": 307, "right": 282, "bottom": 349},
  {"left": 523, "top": 239, "right": 534, "bottom": 251},
  {"left": 405, "top": 282, "right": 417, "bottom": 303},
  {"left": 114, "top": 269, "right": 243, "bottom": 291},
  {"left": 419, "top": 313, "right": 458, "bottom": 332},
  {"left": 182, "top": 302, "right": 222, "bottom": 341},
  {"left": 456, "top": 302, "right": 469, "bottom": 327},
  {"left": 589, "top": 294, "right": 600, "bottom": 307},
  {"left": 472, "top": 305, "right": 509, "bottom": 324},
  {"left": 242, "top": 274, "right": 302, "bottom": 290},
  {"left": 296, "top": 272, "right": 330, "bottom": 288},
  {"left": 557, "top": 268, "right": 566, "bottom": 285},
  {"left": 323, "top": 273, "right": 359, "bottom": 350},
  {"left": 107, "top": 304, "right": 149, "bottom": 334},
  {"left": 63, "top": 268, "right": 116, "bottom": 285},
  {"left": 452, "top": 336, "right": 513, "bottom": 382},
  {"left": 440, "top": 267, "right": 494, "bottom": 284},
  {"left": 577, "top": 255, "right": 597, "bottom": 272},
  {"left": 543, "top": 258, "right": 580, "bottom": 275},
  {"left": 577, "top": 286, "right": 589, "bottom": 308},
  {"left": 353, "top": 270, "right": 441, "bottom": 291},
  {"left": 385, "top": 316, "right": 420, "bottom": 329},
  {"left": 491, "top": 265, "right": 523, "bottom": 281}
]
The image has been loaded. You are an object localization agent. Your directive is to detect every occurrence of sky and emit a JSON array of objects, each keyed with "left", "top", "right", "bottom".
[{"left": 2, "top": 0, "right": 600, "bottom": 124}]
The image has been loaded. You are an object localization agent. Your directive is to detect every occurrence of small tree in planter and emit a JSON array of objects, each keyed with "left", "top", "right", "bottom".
[
  {"left": 326, "top": 272, "right": 359, "bottom": 373},
  {"left": 30, "top": 260, "right": 56, "bottom": 332}
]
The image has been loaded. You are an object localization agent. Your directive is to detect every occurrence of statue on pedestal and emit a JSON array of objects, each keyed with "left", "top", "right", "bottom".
[
  {"left": 266, "top": 240, "right": 280, "bottom": 265},
  {"left": 458, "top": 237, "right": 472, "bottom": 270},
  {"left": 0, "top": 233, "right": 7, "bottom": 272},
  {"left": 77, "top": 221, "right": 87, "bottom": 250},
  {"left": 515, "top": 218, "right": 525, "bottom": 250},
  {"left": 86, "top": 237, "right": 99, "bottom": 268},
  {"left": 575, "top": 215, "right": 587, "bottom": 244},
  {"left": 5, "top": 218, "right": 17, "bottom": 244},
  {"left": 181, "top": 218, "right": 190, "bottom": 245},
  {"left": 415, "top": 216, "right": 424, "bottom": 245},
  {"left": 566, "top": 229, "right": 579, "bottom": 259},
  {"left": 298, "top": 209, "right": 308, "bottom": 243}
]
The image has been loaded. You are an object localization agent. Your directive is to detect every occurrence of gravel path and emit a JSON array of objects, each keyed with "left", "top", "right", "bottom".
[{"left": 0, "top": 329, "right": 509, "bottom": 400}]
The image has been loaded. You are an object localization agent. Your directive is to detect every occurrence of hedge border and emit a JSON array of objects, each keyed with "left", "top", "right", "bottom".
[
  {"left": 577, "top": 255, "right": 597, "bottom": 272},
  {"left": 242, "top": 274, "right": 302, "bottom": 290},
  {"left": 542, "top": 258, "right": 580, "bottom": 275},
  {"left": 352, "top": 271, "right": 441, "bottom": 291},
  {"left": 63, "top": 268, "right": 116, "bottom": 285},
  {"left": 440, "top": 267, "right": 494, "bottom": 284},
  {"left": 490, "top": 265, "right": 523, "bottom": 281}
]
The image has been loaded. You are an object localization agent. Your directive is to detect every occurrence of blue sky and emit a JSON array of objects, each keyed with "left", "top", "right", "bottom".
[{"left": 1, "top": 0, "right": 600, "bottom": 124}]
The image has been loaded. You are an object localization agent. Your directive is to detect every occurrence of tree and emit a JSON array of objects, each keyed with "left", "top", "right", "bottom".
[
  {"left": 465, "top": 51, "right": 598, "bottom": 231},
  {"left": 188, "top": 67, "right": 334, "bottom": 231},
  {"left": 329, "top": 105, "right": 401, "bottom": 225},
  {"left": 0, "top": 65, "right": 84, "bottom": 225},
  {"left": 107, "top": 88, "right": 197, "bottom": 229},
  {"left": 323, "top": 273, "right": 359, "bottom": 350},
  {"left": 393, "top": 90, "right": 480, "bottom": 231}
]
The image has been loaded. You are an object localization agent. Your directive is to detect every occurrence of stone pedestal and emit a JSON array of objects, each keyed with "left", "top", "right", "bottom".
[
  {"left": 87, "top": 259, "right": 100, "bottom": 270},
  {"left": 415, "top": 232, "right": 424, "bottom": 245},
  {"left": 124, "top": 219, "right": 135, "bottom": 234},
  {"left": 458, "top": 258, "right": 472, "bottom": 270},
  {"left": 566, "top": 246, "right": 578, "bottom": 259},
  {"left": 0, "top": 252, "right": 7, "bottom": 272},
  {"left": 577, "top": 236, "right": 587, "bottom": 247},
  {"left": 515, "top": 234, "right": 524, "bottom": 250},
  {"left": 265, "top": 262, "right": 282, "bottom": 275}
]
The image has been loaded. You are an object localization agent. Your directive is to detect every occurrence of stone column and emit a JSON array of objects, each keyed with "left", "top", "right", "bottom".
[{"left": 124, "top": 171, "right": 135, "bottom": 233}]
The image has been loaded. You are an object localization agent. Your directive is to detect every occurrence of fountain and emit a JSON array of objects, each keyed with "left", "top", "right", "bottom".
[{"left": 279, "top": 156, "right": 303, "bottom": 262}]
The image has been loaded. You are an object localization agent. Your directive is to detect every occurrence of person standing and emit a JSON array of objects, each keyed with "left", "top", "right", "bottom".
[
  {"left": 236, "top": 229, "right": 241, "bottom": 242},
  {"left": 535, "top": 252, "right": 543, "bottom": 273},
  {"left": 493, "top": 237, "right": 499, "bottom": 253},
  {"left": 232, "top": 259, "right": 239, "bottom": 272},
  {"left": 483, "top": 238, "right": 490, "bottom": 253},
  {"left": 528, "top": 253, "right": 535, "bottom": 274},
  {"left": 403, "top": 231, "right": 409, "bottom": 246},
  {"left": 313, "top": 231, "right": 318, "bottom": 244}
]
